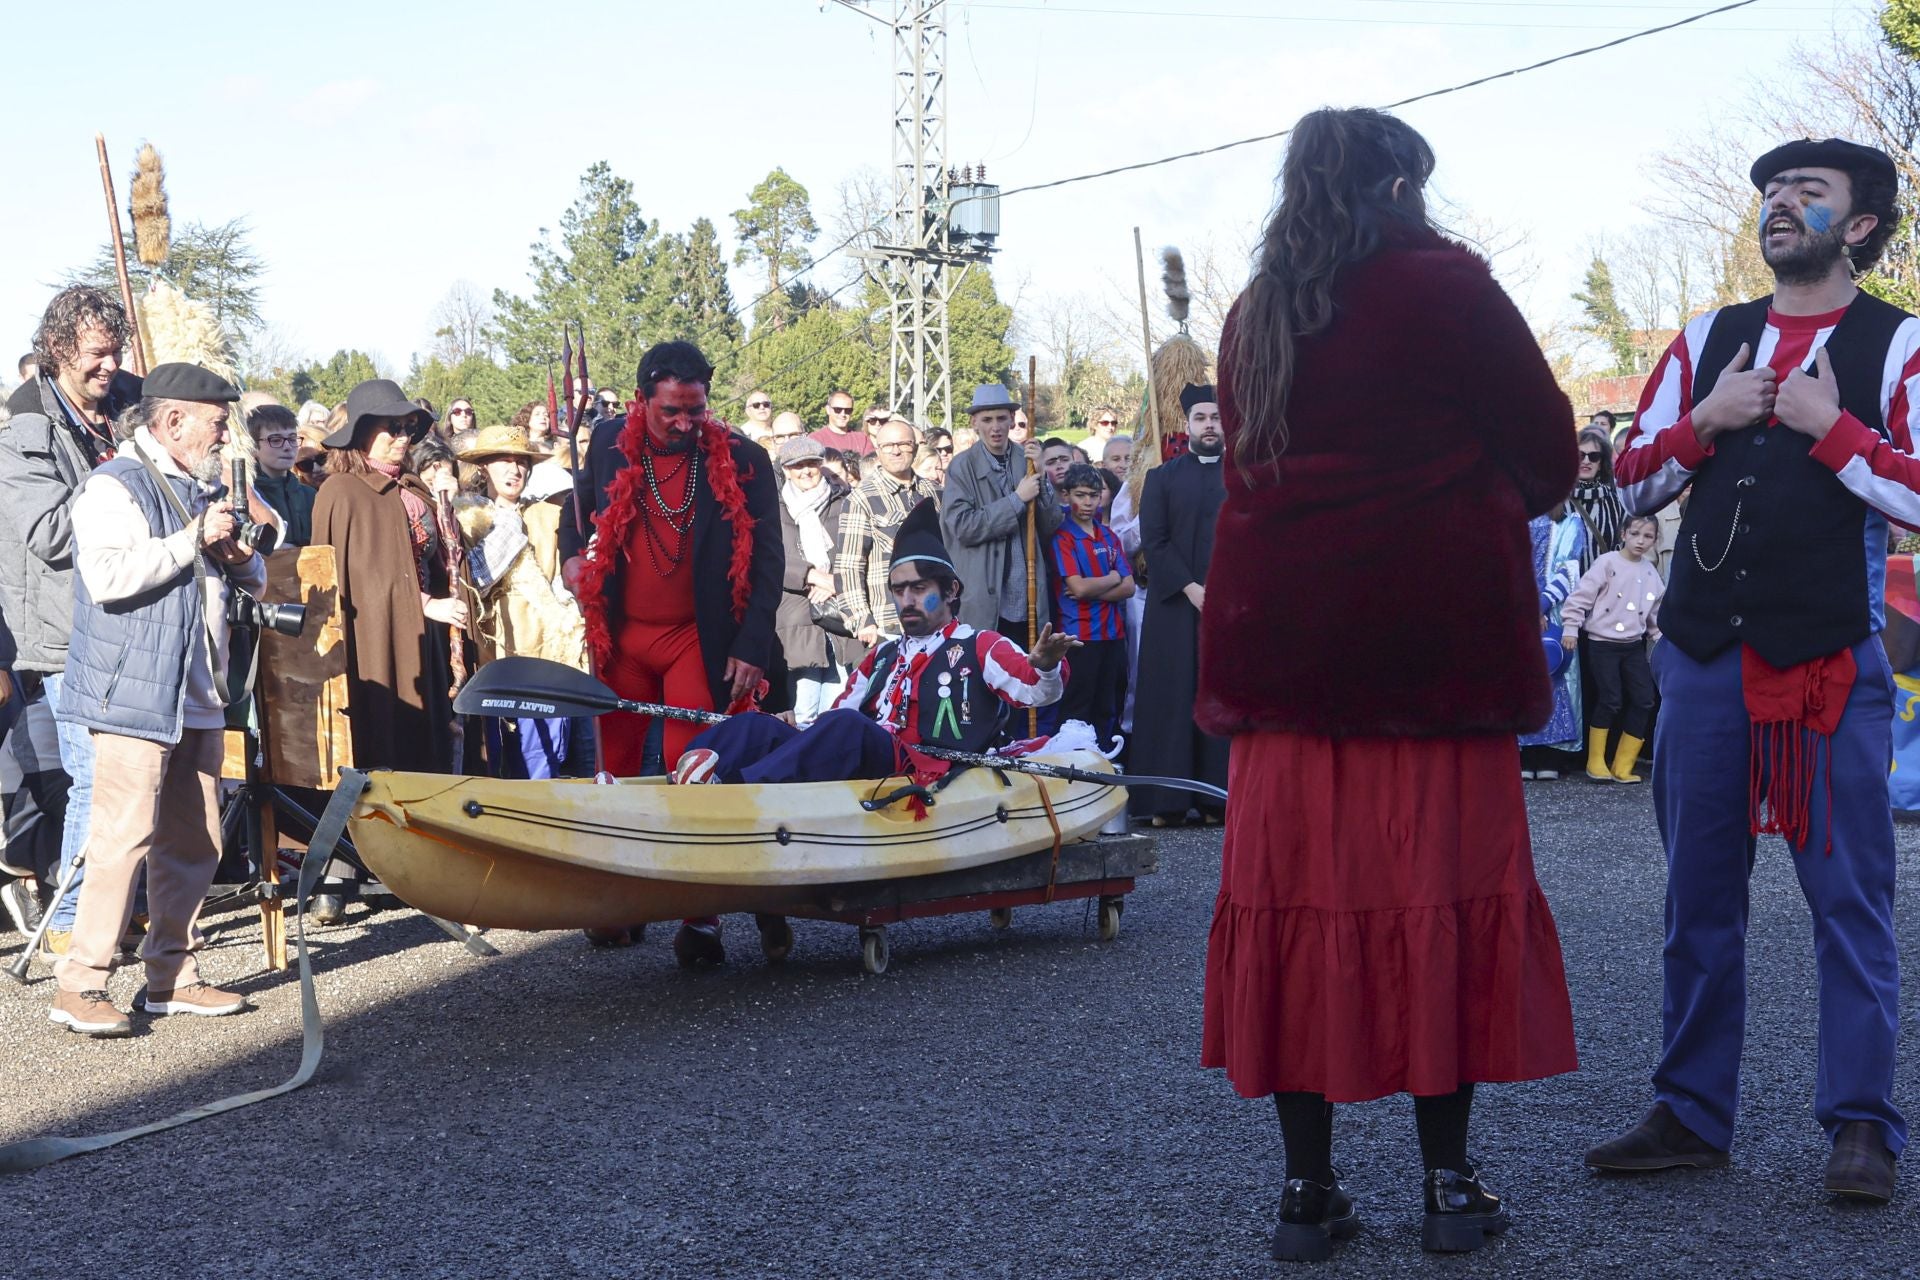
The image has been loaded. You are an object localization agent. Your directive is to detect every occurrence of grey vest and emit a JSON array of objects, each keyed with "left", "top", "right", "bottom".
[{"left": 59, "top": 455, "right": 204, "bottom": 744}]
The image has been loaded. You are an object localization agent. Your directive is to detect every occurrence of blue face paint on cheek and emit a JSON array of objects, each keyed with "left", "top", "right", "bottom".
[
  {"left": 924, "top": 589, "right": 942, "bottom": 612},
  {"left": 1805, "top": 204, "right": 1834, "bottom": 233}
]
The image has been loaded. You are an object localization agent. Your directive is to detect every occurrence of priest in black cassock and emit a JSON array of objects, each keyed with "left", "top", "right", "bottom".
[{"left": 1130, "top": 383, "right": 1230, "bottom": 823}]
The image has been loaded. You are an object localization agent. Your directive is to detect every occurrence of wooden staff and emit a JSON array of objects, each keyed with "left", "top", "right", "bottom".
[
  {"left": 1132, "top": 228, "right": 1155, "bottom": 473},
  {"left": 436, "top": 490, "right": 474, "bottom": 772},
  {"left": 1025, "top": 354, "right": 1039, "bottom": 737},
  {"left": 94, "top": 134, "right": 148, "bottom": 376}
]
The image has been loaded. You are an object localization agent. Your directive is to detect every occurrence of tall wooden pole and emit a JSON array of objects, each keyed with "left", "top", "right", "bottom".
[
  {"left": 95, "top": 134, "right": 148, "bottom": 376},
  {"left": 1132, "top": 228, "right": 1155, "bottom": 485},
  {"left": 1025, "top": 354, "right": 1039, "bottom": 737}
]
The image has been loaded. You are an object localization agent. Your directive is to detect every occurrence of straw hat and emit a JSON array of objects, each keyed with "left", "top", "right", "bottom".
[{"left": 455, "top": 423, "right": 545, "bottom": 463}]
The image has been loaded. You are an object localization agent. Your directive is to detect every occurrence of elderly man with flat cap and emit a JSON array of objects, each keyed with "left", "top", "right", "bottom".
[
  {"left": 49, "top": 363, "right": 266, "bottom": 1036},
  {"left": 941, "top": 384, "right": 1062, "bottom": 643},
  {"left": 1591, "top": 138, "right": 1920, "bottom": 1202}
]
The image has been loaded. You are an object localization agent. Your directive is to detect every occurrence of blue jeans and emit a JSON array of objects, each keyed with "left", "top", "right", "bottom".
[
  {"left": 45, "top": 672, "right": 96, "bottom": 930},
  {"left": 1651, "top": 637, "right": 1904, "bottom": 1154}
]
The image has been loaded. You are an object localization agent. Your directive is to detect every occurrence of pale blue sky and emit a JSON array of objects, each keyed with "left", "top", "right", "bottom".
[{"left": 0, "top": 0, "right": 1880, "bottom": 381}]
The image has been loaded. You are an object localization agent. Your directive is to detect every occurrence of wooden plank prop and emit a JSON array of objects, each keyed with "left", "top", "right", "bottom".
[
  {"left": 261, "top": 545, "right": 353, "bottom": 788},
  {"left": 244, "top": 544, "right": 352, "bottom": 970}
]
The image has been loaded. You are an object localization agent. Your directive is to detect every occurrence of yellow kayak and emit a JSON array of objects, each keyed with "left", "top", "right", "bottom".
[{"left": 346, "top": 752, "right": 1126, "bottom": 930}]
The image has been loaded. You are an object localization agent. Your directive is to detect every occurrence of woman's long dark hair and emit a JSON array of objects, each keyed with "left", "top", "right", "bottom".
[
  {"left": 1225, "top": 107, "right": 1437, "bottom": 476},
  {"left": 1576, "top": 427, "right": 1616, "bottom": 486}
]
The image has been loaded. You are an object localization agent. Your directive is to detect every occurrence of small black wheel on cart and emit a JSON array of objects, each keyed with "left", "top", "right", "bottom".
[
  {"left": 860, "top": 925, "right": 890, "bottom": 975},
  {"left": 989, "top": 907, "right": 1014, "bottom": 931},
  {"left": 1098, "top": 896, "right": 1125, "bottom": 942}
]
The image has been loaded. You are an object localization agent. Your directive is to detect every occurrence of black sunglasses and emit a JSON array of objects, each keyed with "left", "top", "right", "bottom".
[
  {"left": 1580, "top": 449, "right": 1603, "bottom": 461},
  {"left": 449, "top": 406, "right": 475, "bottom": 417}
]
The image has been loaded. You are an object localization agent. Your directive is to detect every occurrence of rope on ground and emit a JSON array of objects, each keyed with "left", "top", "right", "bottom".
[{"left": 0, "top": 772, "right": 370, "bottom": 1175}]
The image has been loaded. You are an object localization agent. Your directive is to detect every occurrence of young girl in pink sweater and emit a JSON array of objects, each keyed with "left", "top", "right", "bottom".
[{"left": 1561, "top": 515, "right": 1663, "bottom": 784}]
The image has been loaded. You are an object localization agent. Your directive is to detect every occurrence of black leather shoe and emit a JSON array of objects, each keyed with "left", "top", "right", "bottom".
[
  {"left": 1270, "top": 1173, "right": 1359, "bottom": 1263},
  {"left": 755, "top": 914, "right": 794, "bottom": 963},
  {"left": 1825, "top": 1121, "right": 1896, "bottom": 1203},
  {"left": 1584, "top": 1101, "right": 1730, "bottom": 1172},
  {"left": 673, "top": 919, "right": 726, "bottom": 968},
  {"left": 1422, "top": 1167, "right": 1510, "bottom": 1253}
]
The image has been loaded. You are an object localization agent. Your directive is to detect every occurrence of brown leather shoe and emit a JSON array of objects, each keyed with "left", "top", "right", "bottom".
[
  {"left": 49, "top": 988, "right": 132, "bottom": 1037},
  {"left": 137, "top": 981, "right": 248, "bottom": 1017},
  {"left": 1825, "top": 1121, "right": 1896, "bottom": 1203},
  {"left": 1585, "top": 1102, "right": 1730, "bottom": 1172}
]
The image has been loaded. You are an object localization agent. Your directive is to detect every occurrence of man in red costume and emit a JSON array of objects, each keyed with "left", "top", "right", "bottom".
[{"left": 562, "top": 340, "right": 783, "bottom": 965}]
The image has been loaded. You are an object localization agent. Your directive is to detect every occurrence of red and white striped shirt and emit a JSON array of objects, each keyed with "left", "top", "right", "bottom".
[
  {"left": 1616, "top": 301, "right": 1920, "bottom": 527},
  {"left": 832, "top": 621, "right": 1063, "bottom": 737}
]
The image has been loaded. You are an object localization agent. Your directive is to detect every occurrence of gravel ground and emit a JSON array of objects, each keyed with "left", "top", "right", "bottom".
[{"left": 3, "top": 781, "right": 1920, "bottom": 1278}]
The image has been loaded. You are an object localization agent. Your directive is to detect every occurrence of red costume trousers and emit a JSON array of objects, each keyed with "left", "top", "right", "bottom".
[{"left": 601, "top": 619, "right": 710, "bottom": 775}]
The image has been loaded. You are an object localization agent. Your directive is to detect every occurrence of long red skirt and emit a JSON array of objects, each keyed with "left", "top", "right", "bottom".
[{"left": 1201, "top": 730, "right": 1577, "bottom": 1102}]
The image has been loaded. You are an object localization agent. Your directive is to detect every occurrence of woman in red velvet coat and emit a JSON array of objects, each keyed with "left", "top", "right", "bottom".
[{"left": 1199, "top": 108, "right": 1580, "bottom": 1263}]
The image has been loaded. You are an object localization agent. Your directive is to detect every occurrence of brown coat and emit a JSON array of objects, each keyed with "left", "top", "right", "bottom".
[{"left": 312, "top": 469, "right": 454, "bottom": 772}]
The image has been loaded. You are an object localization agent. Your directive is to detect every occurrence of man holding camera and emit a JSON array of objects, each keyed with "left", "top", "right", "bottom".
[{"left": 50, "top": 364, "right": 263, "bottom": 1036}]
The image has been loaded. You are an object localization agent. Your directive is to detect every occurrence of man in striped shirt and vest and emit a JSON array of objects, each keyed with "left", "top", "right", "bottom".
[{"left": 1586, "top": 138, "right": 1914, "bottom": 1204}]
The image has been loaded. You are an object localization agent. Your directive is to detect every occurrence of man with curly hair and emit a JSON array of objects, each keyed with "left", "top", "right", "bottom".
[
  {"left": 1592, "top": 139, "right": 1914, "bottom": 1204},
  {"left": 0, "top": 287, "right": 143, "bottom": 950}
]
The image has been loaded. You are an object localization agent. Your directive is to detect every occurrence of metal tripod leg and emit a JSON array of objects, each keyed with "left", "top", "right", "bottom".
[{"left": 4, "top": 849, "right": 84, "bottom": 984}]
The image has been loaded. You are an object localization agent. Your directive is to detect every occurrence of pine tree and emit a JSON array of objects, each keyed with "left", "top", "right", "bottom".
[
  {"left": 733, "top": 168, "right": 818, "bottom": 330},
  {"left": 1573, "top": 257, "right": 1639, "bottom": 375},
  {"left": 291, "top": 349, "right": 382, "bottom": 407},
  {"left": 489, "top": 162, "right": 678, "bottom": 402}
]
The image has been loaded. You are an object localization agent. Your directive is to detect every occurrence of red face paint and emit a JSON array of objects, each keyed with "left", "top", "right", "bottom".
[{"left": 643, "top": 378, "right": 709, "bottom": 452}]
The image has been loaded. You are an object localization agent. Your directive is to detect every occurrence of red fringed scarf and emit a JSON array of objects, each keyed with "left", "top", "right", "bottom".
[
  {"left": 575, "top": 407, "right": 756, "bottom": 669},
  {"left": 1742, "top": 645, "right": 1855, "bottom": 854}
]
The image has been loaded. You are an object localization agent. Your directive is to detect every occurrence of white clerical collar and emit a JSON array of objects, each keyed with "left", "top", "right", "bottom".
[{"left": 1192, "top": 450, "right": 1222, "bottom": 464}]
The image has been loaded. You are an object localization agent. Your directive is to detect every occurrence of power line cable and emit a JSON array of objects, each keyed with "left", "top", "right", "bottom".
[
  {"left": 693, "top": 217, "right": 886, "bottom": 348},
  {"left": 966, "top": 0, "right": 1763, "bottom": 206},
  {"left": 962, "top": 0, "right": 1822, "bottom": 31},
  {"left": 712, "top": 273, "right": 880, "bottom": 407}
]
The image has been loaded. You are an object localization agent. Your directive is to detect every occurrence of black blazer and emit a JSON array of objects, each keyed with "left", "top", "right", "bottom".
[{"left": 561, "top": 415, "right": 784, "bottom": 709}]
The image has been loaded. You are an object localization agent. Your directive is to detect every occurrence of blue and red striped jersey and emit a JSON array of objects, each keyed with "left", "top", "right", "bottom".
[{"left": 1050, "top": 519, "right": 1131, "bottom": 643}]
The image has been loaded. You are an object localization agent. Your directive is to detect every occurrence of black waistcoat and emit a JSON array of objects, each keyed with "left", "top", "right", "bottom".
[
  {"left": 859, "top": 631, "right": 1011, "bottom": 752},
  {"left": 1663, "top": 291, "right": 1905, "bottom": 667}
]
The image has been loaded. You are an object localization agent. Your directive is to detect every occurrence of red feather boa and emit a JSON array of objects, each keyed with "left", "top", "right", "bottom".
[{"left": 575, "top": 406, "right": 756, "bottom": 668}]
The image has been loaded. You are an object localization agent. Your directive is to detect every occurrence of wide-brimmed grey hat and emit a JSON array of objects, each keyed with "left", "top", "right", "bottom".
[
  {"left": 324, "top": 378, "right": 434, "bottom": 448},
  {"left": 965, "top": 384, "right": 1018, "bottom": 416},
  {"left": 778, "top": 437, "right": 827, "bottom": 467}
]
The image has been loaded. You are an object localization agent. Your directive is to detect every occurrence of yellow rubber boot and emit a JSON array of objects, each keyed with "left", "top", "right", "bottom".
[
  {"left": 1585, "top": 728, "right": 1613, "bottom": 782},
  {"left": 1611, "top": 733, "right": 1646, "bottom": 785}
]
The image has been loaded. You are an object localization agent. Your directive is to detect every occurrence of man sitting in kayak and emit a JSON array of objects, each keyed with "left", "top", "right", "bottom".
[{"left": 674, "top": 499, "right": 1078, "bottom": 784}]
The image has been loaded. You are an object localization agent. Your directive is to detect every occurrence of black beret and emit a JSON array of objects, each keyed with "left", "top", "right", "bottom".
[
  {"left": 1179, "top": 383, "right": 1217, "bottom": 414},
  {"left": 1750, "top": 138, "right": 1898, "bottom": 192},
  {"left": 141, "top": 362, "right": 240, "bottom": 404}
]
